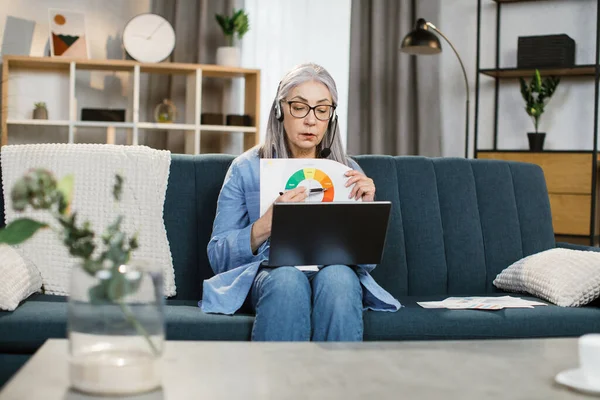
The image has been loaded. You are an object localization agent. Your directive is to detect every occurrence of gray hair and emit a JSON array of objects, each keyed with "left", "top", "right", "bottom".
[{"left": 258, "top": 63, "right": 351, "bottom": 166}]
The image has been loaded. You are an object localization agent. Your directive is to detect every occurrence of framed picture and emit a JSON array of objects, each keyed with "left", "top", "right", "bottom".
[{"left": 48, "top": 9, "right": 89, "bottom": 58}]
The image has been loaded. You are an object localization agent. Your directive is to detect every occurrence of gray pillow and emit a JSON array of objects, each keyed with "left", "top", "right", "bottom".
[{"left": 493, "top": 248, "right": 600, "bottom": 307}]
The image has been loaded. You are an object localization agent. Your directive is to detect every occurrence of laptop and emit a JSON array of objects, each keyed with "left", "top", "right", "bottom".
[{"left": 266, "top": 201, "right": 392, "bottom": 267}]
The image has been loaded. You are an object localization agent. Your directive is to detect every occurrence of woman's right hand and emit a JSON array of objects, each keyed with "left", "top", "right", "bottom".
[{"left": 250, "top": 186, "right": 307, "bottom": 253}]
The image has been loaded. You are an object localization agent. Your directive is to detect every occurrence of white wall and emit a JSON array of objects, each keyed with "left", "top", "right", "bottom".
[
  {"left": 240, "top": 0, "right": 352, "bottom": 148},
  {"left": 0, "top": 0, "right": 150, "bottom": 144},
  {"left": 439, "top": 0, "right": 597, "bottom": 157}
]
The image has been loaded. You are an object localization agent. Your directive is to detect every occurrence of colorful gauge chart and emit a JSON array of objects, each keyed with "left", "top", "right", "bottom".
[{"left": 285, "top": 168, "right": 334, "bottom": 202}]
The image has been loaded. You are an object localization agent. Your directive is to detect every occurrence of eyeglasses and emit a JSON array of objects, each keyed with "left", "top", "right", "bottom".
[{"left": 286, "top": 101, "right": 335, "bottom": 121}]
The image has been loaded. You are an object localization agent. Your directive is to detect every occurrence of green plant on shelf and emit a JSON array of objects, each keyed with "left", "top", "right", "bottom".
[
  {"left": 215, "top": 9, "right": 250, "bottom": 47},
  {"left": 34, "top": 102, "right": 46, "bottom": 109},
  {"left": 519, "top": 69, "right": 560, "bottom": 134}
]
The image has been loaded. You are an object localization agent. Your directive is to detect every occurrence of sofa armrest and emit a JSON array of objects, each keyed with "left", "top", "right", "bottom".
[{"left": 556, "top": 242, "right": 600, "bottom": 253}]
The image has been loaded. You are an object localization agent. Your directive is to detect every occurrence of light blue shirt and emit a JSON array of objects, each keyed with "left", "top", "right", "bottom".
[{"left": 199, "top": 147, "right": 402, "bottom": 315}]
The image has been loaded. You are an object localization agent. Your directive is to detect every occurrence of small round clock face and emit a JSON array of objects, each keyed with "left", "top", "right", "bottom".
[{"left": 123, "top": 13, "right": 175, "bottom": 63}]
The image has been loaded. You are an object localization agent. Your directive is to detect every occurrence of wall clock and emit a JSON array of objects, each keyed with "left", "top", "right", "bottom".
[{"left": 123, "top": 13, "right": 175, "bottom": 63}]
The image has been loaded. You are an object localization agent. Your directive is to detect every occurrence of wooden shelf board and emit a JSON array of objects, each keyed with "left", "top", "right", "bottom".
[
  {"left": 74, "top": 121, "right": 134, "bottom": 128},
  {"left": 7, "top": 119, "right": 69, "bottom": 126},
  {"left": 477, "top": 150, "right": 600, "bottom": 162},
  {"left": 477, "top": 150, "right": 596, "bottom": 154},
  {"left": 480, "top": 65, "right": 597, "bottom": 78},
  {"left": 7, "top": 119, "right": 258, "bottom": 133},
  {"left": 476, "top": 152, "right": 595, "bottom": 194},
  {"left": 138, "top": 123, "right": 257, "bottom": 132},
  {"left": 4, "top": 56, "right": 260, "bottom": 77},
  {"left": 4, "top": 57, "right": 71, "bottom": 71},
  {"left": 492, "top": 0, "right": 547, "bottom": 3},
  {"left": 200, "top": 125, "right": 257, "bottom": 133},
  {"left": 138, "top": 122, "right": 196, "bottom": 130}
]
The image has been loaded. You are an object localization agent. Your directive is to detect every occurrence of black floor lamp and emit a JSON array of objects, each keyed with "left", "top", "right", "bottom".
[{"left": 400, "top": 18, "right": 470, "bottom": 158}]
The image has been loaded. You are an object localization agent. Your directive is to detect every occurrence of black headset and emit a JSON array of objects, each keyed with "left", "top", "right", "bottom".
[{"left": 274, "top": 83, "right": 338, "bottom": 158}]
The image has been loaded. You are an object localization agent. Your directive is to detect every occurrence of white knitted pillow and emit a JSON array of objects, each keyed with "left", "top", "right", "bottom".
[
  {"left": 0, "top": 244, "right": 42, "bottom": 311},
  {"left": 493, "top": 248, "right": 600, "bottom": 307},
  {"left": 1, "top": 144, "right": 176, "bottom": 297}
]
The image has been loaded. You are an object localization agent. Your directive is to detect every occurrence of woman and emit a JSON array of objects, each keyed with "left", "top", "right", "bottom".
[{"left": 201, "top": 63, "right": 400, "bottom": 341}]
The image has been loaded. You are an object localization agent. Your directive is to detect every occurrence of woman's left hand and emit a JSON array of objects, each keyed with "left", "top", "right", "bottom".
[{"left": 345, "top": 170, "right": 376, "bottom": 202}]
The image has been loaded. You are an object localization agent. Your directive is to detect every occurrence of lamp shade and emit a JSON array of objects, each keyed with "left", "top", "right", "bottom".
[{"left": 400, "top": 18, "right": 442, "bottom": 55}]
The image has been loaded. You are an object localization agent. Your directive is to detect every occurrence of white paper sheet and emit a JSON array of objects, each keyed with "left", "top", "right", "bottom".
[
  {"left": 295, "top": 265, "right": 320, "bottom": 272},
  {"left": 259, "top": 158, "right": 361, "bottom": 217},
  {"left": 417, "top": 296, "right": 548, "bottom": 310}
]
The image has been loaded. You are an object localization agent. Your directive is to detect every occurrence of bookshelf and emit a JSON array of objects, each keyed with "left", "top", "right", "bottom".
[
  {"left": 1, "top": 56, "right": 261, "bottom": 154},
  {"left": 473, "top": 0, "right": 600, "bottom": 245}
]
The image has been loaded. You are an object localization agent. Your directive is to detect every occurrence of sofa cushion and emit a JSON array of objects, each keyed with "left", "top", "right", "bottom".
[
  {"left": 0, "top": 294, "right": 254, "bottom": 353},
  {"left": 164, "top": 154, "right": 235, "bottom": 301},
  {"left": 0, "top": 294, "right": 67, "bottom": 353},
  {"left": 0, "top": 245, "right": 42, "bottom": 311},
  {"left": 363, "top": 294, "right": 600, "bottom": 341},
  {"left": 164, "top": 299, "right": 253, "bottom": 341},
  {"left": 493, "top": 248, "right": 600, "bottom": 307},
  {"left": 1, "top": 144, "right": 175, "bottom": 297},
  {"left": 353, "top": 156, "right": 556, "bottom": 299}
]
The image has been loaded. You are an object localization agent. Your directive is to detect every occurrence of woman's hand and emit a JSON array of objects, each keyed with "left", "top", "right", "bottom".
[
  {"left": 250, "top": 186, "right": 308, "bottom": 253},
  {"left": 345, "top": 170, "right": 376, "bottom": 202}
]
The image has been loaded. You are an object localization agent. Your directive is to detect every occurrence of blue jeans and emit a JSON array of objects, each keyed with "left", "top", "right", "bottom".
[{"left": 250, "top": 264, "right": 363, "bottom": 341}]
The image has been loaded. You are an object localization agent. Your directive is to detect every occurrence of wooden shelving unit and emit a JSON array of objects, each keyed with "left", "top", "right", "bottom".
[
  {"left": 480, "top": 64, "right": 597, "bottom": 78},
  {"left": 1, "top": 56, "right": 261, "bottom": 154},
  {"left": 473, "top": 0, "right": 600, "bottom": 245},
  {"left": 478, "top": 151, "right": 600, "bottom": 239}
]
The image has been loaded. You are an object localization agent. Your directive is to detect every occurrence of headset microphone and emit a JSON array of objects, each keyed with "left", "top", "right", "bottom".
[{"left": 319, "top": 114, "right": 338, "bottom": 158}]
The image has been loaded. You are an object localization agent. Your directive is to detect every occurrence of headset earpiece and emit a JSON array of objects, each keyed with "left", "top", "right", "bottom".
[
  {"left": 274, "top": 81, "right": 284, "bottom": 121},
  {"left": 275, "top": 101, "right": 283, "bottom": 121}
]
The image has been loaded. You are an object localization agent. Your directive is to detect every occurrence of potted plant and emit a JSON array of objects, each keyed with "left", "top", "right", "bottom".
[
  {"left": 0, "top": 169, "right": 164, "bottom": 395},
  {"left": 519, "top": 69, "right": 560, "bottom": 152},
  {"left": 215, "top": 9, "right": 250, "bottom": 67},
  {"left": 33, "top": 102, "right": 48, "bottom": 120}
]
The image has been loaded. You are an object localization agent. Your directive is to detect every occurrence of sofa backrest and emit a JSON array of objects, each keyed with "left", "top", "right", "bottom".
[
  {"left": 0, "top": 153, "right": 235, "bottom": 302},
  {"left": 168, "top": 154, "right": 555, "bottom": 301},
  {"left": 0, "top": 154, "right": 556, "bottom": 302},
  {"left": 164, "top": 154, "right": 234, "bottom": 300},
  {"left": 353, "top": 155, "right": 556, "bottom": 299}
]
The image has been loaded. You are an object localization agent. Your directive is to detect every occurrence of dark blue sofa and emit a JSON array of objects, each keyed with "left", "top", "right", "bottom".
[{"left": 1, "top": 154, "right": 600, "bottom": 386}]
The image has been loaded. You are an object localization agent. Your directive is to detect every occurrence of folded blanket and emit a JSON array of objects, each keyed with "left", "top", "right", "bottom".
[{"left": 1, "top": 143, "right": 176, "bottom": 297}]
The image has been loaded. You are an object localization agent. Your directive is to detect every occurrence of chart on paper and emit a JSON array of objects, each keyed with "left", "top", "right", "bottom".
[
  {"left": 260, "top": 158, "right": 360, "bottom": 216},
  {"left": 284, "top": 168, "right": 335, "bottom": 202}
]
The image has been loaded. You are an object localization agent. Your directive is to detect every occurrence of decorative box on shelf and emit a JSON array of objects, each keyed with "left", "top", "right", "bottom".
[
  {"left": 201, "top": 113, "right": 224, "bottom": 125},
  {"left": 517, "top": 34, "right": 576, "bottom": 69},
  {"left": 226, "top": 114, "right": 252, "bottom": 127}
]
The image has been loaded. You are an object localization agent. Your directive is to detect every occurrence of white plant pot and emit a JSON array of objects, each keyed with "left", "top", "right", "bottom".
[{"left": 216, "top": 46, "right": 240, "bottom": 67}]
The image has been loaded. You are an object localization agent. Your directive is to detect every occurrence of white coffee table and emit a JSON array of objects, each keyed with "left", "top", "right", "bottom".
[{"left": 0, "top": 338, "right": 592, "bottom": 399}]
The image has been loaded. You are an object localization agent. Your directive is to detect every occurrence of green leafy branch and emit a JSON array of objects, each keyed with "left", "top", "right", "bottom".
[
  {"left": 519, "top": 69, "right": 560, "bottom": 133},
  {"left": 215, "top": 9, "right": 250, "bottom": 46},
  {"left": 0, "top": 168, "right": 158, "bottom": 355}
]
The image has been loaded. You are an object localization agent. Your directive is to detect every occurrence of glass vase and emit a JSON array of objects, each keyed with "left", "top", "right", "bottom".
[
  {"left": 153, "top": 99, "right": 176, "bottom": 123},
  {"left": 67, "top": 260, "right": 165, "bottom": 396}
]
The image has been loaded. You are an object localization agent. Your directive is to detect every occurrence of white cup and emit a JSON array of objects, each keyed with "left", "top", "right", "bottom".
[{"left": 579, "top": 334, "right": 600, "bottom": 387}]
